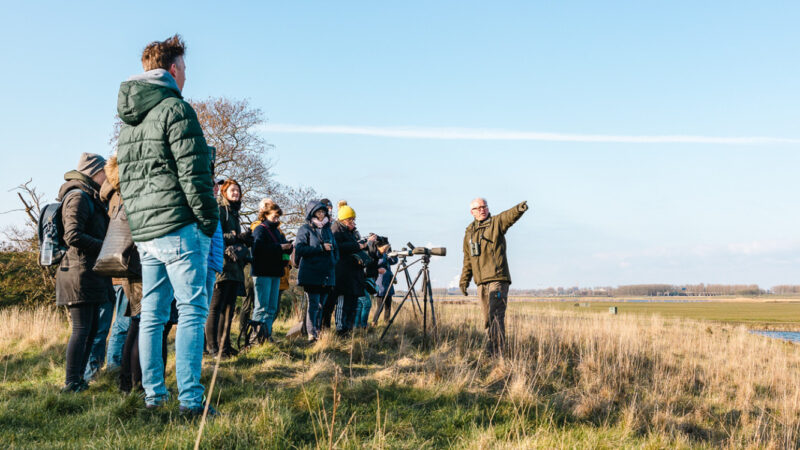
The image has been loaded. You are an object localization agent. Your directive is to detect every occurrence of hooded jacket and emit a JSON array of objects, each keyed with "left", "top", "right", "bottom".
[
  {"left": 116, "top": 69, "right": 218, "bottom": 242},
  {"left": 55, "top": 171, "right": 112, "bottom": 306},
  {"left": 295, "top": 201, "right": 338, "bottom": 288},
  {"left": 460, "top": 202, "right": 527, "bottom": 288}
]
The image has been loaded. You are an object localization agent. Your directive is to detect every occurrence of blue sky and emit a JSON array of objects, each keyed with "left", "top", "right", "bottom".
[{"left": 1, "top": 1, "right": 798, "bottom": 289}]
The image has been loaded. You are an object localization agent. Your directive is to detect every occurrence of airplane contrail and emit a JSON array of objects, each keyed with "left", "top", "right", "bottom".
[{"left": 261, "top": 123, "right": 800, "bottom": 145}]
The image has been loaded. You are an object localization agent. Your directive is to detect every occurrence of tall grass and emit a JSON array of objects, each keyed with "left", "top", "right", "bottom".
[{"left": 1, "top": 302, "right": 799, "bottom": 447}]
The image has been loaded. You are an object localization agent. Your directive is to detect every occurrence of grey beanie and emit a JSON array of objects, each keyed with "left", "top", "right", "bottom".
[{"left": 77, "top": 152, "right": 106, "bottom": 177}]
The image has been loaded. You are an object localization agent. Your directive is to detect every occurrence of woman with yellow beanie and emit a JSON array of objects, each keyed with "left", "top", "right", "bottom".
[{"left": 330, "top": 201, "right": 374, "bottom": 335}]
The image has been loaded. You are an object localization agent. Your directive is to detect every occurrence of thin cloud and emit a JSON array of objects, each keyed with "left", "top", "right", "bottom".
[{"left": 262, "top": 123, "right": 800, "bottom": 145}]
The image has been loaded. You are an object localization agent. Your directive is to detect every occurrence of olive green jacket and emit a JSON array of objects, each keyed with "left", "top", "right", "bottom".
[
  {"left": 460, "top": 202, "right": 527, "bottom": 289},
  {"left": 116, "top": 69, "right": 218, "bottom": 242}
]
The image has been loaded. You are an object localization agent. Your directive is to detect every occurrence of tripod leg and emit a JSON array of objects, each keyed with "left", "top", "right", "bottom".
[
  {"left": 371, "top": 271, "right": 399, "bottom": 326},
  {"left": 427, "top": 275, "right": 436, "bottom": 328},
  {"left": 405, "top": 268, "right": 423, "bottom": 318},
  {"left": 422, "top": 266, "right": 428, "bottom": 347},
  {"left": 380, "top": 268, "right": 425, "bottom": 341}
]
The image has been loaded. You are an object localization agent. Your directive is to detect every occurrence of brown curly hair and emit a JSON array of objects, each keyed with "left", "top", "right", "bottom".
[{"left": 141, "top": 34, "right": 186, "bottom": 71}]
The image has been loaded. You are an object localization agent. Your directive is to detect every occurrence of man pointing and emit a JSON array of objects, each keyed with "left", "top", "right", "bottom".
[{"left": 460, "top": 198, "right": 528, "bottom": 356}]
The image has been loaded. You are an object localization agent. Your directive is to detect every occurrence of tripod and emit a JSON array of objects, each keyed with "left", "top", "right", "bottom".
[
  {"left": 379, "top": 254, "right": 437, "bottom": 346},
  {"left": 371, "top": 254, "right": 423, "bottom": 326}
]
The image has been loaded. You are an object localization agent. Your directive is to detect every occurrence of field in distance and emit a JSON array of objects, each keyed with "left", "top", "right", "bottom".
[{"left": 436, "top": 295, "right": 800, "bottom": 327}]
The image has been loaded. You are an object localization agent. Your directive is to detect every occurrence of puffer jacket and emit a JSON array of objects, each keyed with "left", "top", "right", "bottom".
[
  {"left": 331, "top": 220, "right": 365, "bottom": 297},
  {"left": 116, "top": 69, "right": 218, "bottom": 242},
  {"left": 460, "top": 201, "right": 527, "bottom": 288},
  {"left": 295, "top": 201, "right": 338, "bottom": 288},
  {"left": 55, "top": 171, "right": 112, "bottom": 306},
  {"left": 100, "top": 157, "right": 142, "bottom": 316},
  {"left": 216, "top": 196, "right": 247, "bottom": 283}
]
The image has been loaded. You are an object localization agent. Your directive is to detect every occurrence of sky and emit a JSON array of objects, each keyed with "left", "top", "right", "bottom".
[{"left": 0, "top": 1, "right": 798, "bottom": 289}]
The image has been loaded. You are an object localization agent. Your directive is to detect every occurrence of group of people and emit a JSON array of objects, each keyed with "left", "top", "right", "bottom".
[{"left": 52, "top": 34, "right": 528, "bottom": 417}]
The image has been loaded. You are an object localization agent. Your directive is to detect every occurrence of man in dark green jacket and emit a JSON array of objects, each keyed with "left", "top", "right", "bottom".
[
  {"left": 460, "top": 198, "right": 528, "bottom": 355},
  {"left": 116, "top": 34, "right": 218, "bottom": 416}
]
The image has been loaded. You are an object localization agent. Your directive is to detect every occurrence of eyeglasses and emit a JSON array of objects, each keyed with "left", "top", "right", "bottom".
[{"left": 471, "top": 205, "right": 488, "bottom": 211}]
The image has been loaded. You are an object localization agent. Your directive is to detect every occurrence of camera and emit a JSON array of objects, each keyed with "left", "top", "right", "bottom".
[{"left": 359, "top": 234, "right": 389, "bottom": 247}]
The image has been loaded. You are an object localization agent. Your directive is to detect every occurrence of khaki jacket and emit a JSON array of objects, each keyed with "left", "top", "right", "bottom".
[{"left": 460, "top": 202, "right": 527, "bottom": 288}]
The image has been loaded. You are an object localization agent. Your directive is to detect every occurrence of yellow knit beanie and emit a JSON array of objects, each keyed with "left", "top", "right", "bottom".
[{"left": 337, "top": 200, "right": 356, "bottom": 220}]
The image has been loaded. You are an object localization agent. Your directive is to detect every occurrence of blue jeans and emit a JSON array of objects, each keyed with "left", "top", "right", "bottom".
[
  {"left": 84, "top": 294, "right": 114, "bottom": 381},
  {"left": 105, "top": 285, "right": 130, "bottom": 370},
  {"left": 137, "top": 223, "right": 211, "bottom": 408},
  {"left": 305, "top": 291, "right": 324, "bottom": 339},
  {"left": 354, "top": 295, "right": 372, "bottom": 328},
  {"left": 253, "top": 276, "right": 280, "bottom": 336}
]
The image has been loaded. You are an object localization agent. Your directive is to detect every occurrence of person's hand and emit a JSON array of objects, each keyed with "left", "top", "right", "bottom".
[
  {"left": 460, "top": 284, "right": 469, "bottom": 296},
  {"left": 360, "top": 242, "right": 368, "bottom": 250},
  {"left": 519, "top": 201, "right": 528, "bottom": 212},
  {"left": 323, "top": 243, "right": 333, "bottom": 251},
  {"left": 281, "top": 243, "right": 293, "bottom": 251},
  {"left": 378, "top": 268, "right": 386, "bottom": 275},
  {"left": 367, "top": 234, "right": 378, "bottom": 242}
]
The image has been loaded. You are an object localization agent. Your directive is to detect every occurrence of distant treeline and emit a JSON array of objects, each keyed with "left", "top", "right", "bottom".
[{"left": 435, "top": 284, "right": 800, "bottom": 297}]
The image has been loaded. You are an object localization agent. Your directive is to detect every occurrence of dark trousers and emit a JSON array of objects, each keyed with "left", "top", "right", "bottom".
[
  {"left": 478, "top": 281, "right": 510, "bottom": 355},
  {"left": 206, "top": 280, "right": 239, "bottom": 353},
  {"left": 120, "top": 317, "right": 170, "bottom": 393},
  {"left": 334, "top": 294, "right": 358, "bottom": 333},
  {"left": 320, "top": 292, "right": 336, "bottom": 330},
  {"left": 65, "top": 304, "right": 99, "bottom": 385},
  {"left": 239, "top": 272, "right": 255, "bottom": 334}
]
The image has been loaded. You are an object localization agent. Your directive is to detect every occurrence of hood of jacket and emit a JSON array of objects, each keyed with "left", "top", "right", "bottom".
[
  {"left": 117, "top": 69, "right": 182, "bottom": 126},
  {"left": 305, "top": 200, "right": 328, "bottom": 222},
  {"left": 57, "top": 170, "right": 101, "bottom": 202}
]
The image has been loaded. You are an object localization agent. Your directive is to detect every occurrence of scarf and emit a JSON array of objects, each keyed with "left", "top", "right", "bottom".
[{"left": 311, "top": 217, "right": 329, "bottom": 228}]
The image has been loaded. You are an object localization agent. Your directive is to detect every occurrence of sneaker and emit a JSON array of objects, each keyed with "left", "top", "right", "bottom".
[{"left": 180, "top": 404, "right": 219, "bottom": 418}]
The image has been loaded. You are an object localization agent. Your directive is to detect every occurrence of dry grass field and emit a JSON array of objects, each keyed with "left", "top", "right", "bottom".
[{"left": 2, "top": 302, "right": 800, "bottom": 448}]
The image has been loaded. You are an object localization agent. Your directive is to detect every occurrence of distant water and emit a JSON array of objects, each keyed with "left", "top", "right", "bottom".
[{"left": 751, "top": 330, "right": 800, "bottom": 343}]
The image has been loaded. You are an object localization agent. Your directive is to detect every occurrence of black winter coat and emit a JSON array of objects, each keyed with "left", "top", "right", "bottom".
[
  {"left": 331, "top": 220, "right": 366, "bottom": 297},
  {"left": 295, "top": 202, "right": 338, "bottom": 288},
  {"left": 252, "top": 220, "right": 290, "bottom": 277},
  {"left": 55, "top": 171, "right": 113, "bottom": 306},
  {"left": 217, "top": 196, "right": 247, "bottom": 283}
]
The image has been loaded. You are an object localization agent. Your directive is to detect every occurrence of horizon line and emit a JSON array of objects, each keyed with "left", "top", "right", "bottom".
[{"left": 261, "top": 123, "right": 800, "bottom": 145}]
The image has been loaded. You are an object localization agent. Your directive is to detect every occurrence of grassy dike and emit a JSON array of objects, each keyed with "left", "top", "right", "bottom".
[{"left": 2, "top": 304, "right": 800, "bottom": 448}]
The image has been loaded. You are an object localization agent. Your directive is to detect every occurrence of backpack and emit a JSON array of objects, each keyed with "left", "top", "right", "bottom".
[{"left": 38, "top": 189, "right": 92, "bottom": 267}]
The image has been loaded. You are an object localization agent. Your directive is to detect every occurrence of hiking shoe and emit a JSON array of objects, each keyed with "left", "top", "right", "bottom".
[
  {"left": 180, "top": 404, "right": 219, "bottom": 418},
  {"left": 60, "top": 380, "right": 88, "bottom": 393}
]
